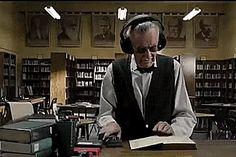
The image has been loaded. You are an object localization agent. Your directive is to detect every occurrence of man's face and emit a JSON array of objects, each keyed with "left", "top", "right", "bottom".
[
  {"left": 132, "top": 28, "right": 158, "bottom": 68},
  {"left": 100, "top": 19, "right": 110, "bottom": 34},
  {"left": 202, "top": 24, "right": 212, "bottom": 37},
  {"left": 168, "top": 24, "right": 179, "bottom": 38},
  {"left": 65, "top": 18, "right": 78, "bottom": 31}
]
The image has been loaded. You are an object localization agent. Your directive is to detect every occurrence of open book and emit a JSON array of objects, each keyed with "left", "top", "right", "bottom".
[{"left": 129, "top": 135, "right": 196, "bottom": 150}]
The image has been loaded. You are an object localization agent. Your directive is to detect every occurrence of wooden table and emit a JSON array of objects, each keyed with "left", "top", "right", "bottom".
[
  {"left": 19, "top": 97, "right": 46, "bottom": 113},
  {"left": 195, "top": 112, "right": 215, "bottom": 118},
  {"left": 57, "top": 103, "right": 100, "bottom": 140},
  {"left": 202, "top": 103, "right": 236, "bottom": 109},
  {"left": 99, "top": 140, "right": 236, "bottom": 157},
  {"left": 57, "top": 103, "right": 100, "bottom": 115}
]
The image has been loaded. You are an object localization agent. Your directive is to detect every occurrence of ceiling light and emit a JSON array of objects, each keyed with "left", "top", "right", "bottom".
[
  {"left": 44, "top": 5, "right": 61, "bottom": 20},
  {"left": 183, "top": 7, "right": 201, "bottom": 21},
  {"left": 118, "top": 7, "right": 127, "bottom": 20}
]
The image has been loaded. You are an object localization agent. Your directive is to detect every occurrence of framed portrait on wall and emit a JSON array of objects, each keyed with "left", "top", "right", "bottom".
[
  {"left": 92, "top": 14, "right": 116, "bottom": 47},
  {"left": 194, "top": 16, "right": 219, "bottom": 48},
  {"left": 57, "top": 14, "right": 82, "bottom": 47},
  {"left": 163, "top": 15, "right": 186, "bottom": 48},
  {"left": 25, "top": 14, "right": 50, "bottom": 47}
]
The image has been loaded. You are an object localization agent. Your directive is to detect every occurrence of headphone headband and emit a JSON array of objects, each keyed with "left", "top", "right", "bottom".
[
  {"left": 120, "top": 14, "right": 167, "bottom": 54},
  {"left": 121, "top": 15, "right": 164, "bottom": 37}
]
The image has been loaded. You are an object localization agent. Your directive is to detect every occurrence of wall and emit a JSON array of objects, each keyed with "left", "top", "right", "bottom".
[
  {"left": 0, "top": 2, "right": 236, "bottom": 62},
  {"left": 13, "top": 1, "right": 232, "bottom": 61},
  {"left": 223, "top": 3, "right": 236, "bottom": 59},
  {"left": 0, "top": 2, "right": 18, "bottom": 53}
]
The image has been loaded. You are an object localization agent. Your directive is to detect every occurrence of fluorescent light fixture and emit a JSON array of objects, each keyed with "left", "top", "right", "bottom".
[
  {"left": 118, "top": 7, "right": 127, "bottom": 20},
  {"left": 44, "top": 5, "right": 61, "bottom": 20},
  {"left": 183, "top": 7, "right": 201, "bottom": 21}
]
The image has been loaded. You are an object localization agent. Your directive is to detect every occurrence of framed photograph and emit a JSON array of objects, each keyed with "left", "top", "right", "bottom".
[
  {"left": 26, "top": 14, "right": 50, "bottom": 47},
  {"left": 163, "top": 15, "right": 186, "bottom": 48},
  {"left": 57, "top": 14, "right": 82, "bottom": 47},
  {"left": 194, "top": 16, "right": 219, "bottom": 48},
  {"left": 92, "top": 14, "right": 116, "bottom": 47}
]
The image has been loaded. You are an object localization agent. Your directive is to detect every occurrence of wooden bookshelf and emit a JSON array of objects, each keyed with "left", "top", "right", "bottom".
[
  {"left": 195, "top": 59, "right": 236, "bottom": 106},
  {"left": 76, "top": 58, "right": 114, "bottom": 104},
  {"left": 0, "top": 52, "right": 16, "bottom": 100},
  {"left": 76, "top": 59, "right": 94, "bottom": 103},
  {"left": 21, "top": 58, "right": 50, "bottom": 101}
]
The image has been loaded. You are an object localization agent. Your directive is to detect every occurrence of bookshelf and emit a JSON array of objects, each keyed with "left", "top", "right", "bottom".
[
  {"left": 195, "top": 59, "right": 236, "bottom": 106},
  {"left": 0, "top": 52, "right": 16, "bottom": 100},
  {"left": 76, "top": 59, "right": 114, "bottom": 104},
  {"left": 50, "top": 52, "right": 76, "bottom": 105},
  {"left": 195, "top": 60, "right": 224, "bottom": 105},
  {"left": 226, "top": 58, "right": 236, "bottom": 102},
  {"left": 76, "top": 59, "right": 94, "bottom": 103},
  {"left": 21, "top": 58, "right": 50, "bottom": 101}
]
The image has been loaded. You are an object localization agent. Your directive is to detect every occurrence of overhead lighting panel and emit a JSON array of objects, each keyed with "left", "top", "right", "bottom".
[
  {"left": 44, "top": 5, "right": 61, "bottom": 20},
  {"left": 183, "top": 7, "right": 201, "bottom": 21}
]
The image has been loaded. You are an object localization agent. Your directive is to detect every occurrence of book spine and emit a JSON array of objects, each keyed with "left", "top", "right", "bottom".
[
  {"left": 1, "top": 148, "right": 52, "bottom": 157},
  {"left": 31, "top": 126, "right": 52, "bottom": 143},
  {"left": 0, "top": 126, "right": 52, "bottom": 144},
  {"left": 0, "top": 137, "right": 52, "bottom": 154}
]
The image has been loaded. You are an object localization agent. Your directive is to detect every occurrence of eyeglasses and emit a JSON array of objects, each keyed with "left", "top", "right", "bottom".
[{"left": 133, "top": 45, "right": 158, "bottom": 54}]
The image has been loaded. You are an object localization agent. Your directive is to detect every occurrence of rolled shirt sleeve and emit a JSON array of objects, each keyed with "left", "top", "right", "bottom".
[
  {"left": 171, "top": 60, "right": 197, "bottom": 137},
  {"left": 97, "top": 64, "right": 117, "bottom": 127}
]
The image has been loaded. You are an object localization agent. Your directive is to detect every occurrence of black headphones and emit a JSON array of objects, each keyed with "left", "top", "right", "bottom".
[{"left": 120, "top": 14, "right": 167, "bottom": 54}]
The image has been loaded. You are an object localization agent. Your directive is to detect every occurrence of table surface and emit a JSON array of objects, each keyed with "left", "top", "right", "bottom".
[
  {"left": 17, "top": 97, "right": 46, "bottom": 105},
  {"left": 57, "top": 103, "right": 100, "bottom": 108},
  {"left": 194, "top": 112, "right": 215, "bottom": 118},
  {"left": 99, "top": 140, "right": 236, "bottom": 157},
  {"left": 202, "top": 103, "right": 236, "bottom": 108}
]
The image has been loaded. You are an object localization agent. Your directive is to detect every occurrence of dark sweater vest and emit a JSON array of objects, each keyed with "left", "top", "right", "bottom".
[{"left": 112, "top": 54, "right": 175, "bottom": 140}]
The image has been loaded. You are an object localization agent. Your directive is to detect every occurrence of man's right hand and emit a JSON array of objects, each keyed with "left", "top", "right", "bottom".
[{"left": 99, "top": 122, "right": 122, "bottom": 140}]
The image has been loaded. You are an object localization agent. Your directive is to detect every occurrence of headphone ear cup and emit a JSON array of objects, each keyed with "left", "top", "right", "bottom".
[
  {"left": 120, "top": 37, "right": 134, "bottom": 54},
  {"left": 158, "top": 32, "right": 167, "bottom": 51}
]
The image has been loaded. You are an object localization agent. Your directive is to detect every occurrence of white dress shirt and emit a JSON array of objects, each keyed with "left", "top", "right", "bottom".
[{"left": 98, "top": 54, "right": 197, "bottom": 137}]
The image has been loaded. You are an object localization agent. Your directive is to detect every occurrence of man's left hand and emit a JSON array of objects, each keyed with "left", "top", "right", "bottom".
[{"left": 152, "top": 121, "right": 174, "bottom": 136}]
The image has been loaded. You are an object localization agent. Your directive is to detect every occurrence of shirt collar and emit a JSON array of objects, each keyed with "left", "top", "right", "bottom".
[{"left": 130, "top": 54, "right": 157, "bottom": 72}]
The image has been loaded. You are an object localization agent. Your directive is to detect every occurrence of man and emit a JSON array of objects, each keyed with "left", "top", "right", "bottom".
[
  {"left": 93, "top": 16, "right": 115, "bottom": 43},
  {"left": 195, "top": 19, "right": 213, "bottom": 42},
  {"left": 57, "top": 16, "right": 80, "bottom": 42},
  {"left": 167, "top": 16, "right": 184, "bottom": 40},
  {"left": 97, "top": 15, "right": 197, "bottom": 140},
  {"left": 28, "top": 15, "right": 48, "bottom": 41}
]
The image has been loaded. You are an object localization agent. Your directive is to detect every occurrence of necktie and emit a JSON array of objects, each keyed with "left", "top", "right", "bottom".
[{"left": 136, "top": 64, "right": 155, "bottom": 73}]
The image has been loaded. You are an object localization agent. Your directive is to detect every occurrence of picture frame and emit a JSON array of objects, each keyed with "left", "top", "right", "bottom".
[
  {"left": 25, "top": 14, "right": 50, "bottom": 47},
  {"left": 57, "top": 14, "right": 82, "bottom": 47},
  {"left": 92, "top": 14, "right": 116, "bottom": 47},
  {"left": 163, "top": 15, "right": 186, "bottom": 48},
  {"left": 194, "top": 16, "right": 219, "bottom": 48}
]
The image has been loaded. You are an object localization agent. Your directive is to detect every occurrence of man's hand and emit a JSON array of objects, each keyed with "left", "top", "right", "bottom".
[
  {"left": 100, "top": 122, "right": 122, "bottom": 140},
  {"left": 152, "top": 121, "right": 174, "bottom": 136}
]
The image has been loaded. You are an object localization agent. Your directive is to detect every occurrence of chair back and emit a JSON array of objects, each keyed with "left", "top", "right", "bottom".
[
  {"left": 6, "top": 102, "right": 34, "bottom": 122},
  {"left": 50, "top": 98, "right": 57, "bottom": 108},
  {"left": 48, "top": 98, "right": 57, "bottom": 114},
  {"left": 194, "top": 108, "right": 211, "bottom": 131}
]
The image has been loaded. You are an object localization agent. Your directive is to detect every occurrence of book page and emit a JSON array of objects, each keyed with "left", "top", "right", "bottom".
[{"left": 129, "top": 135, "right": 195, "bottom": 150}]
